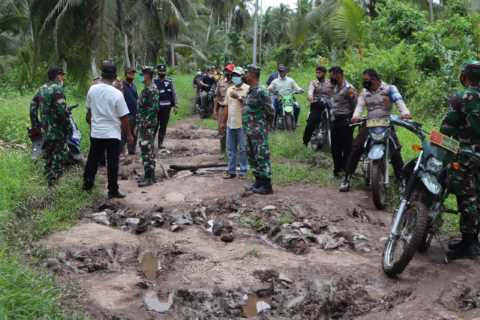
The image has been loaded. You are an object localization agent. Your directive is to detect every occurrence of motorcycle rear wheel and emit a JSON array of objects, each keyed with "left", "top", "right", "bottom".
[
  {"left": 382, "top": 201, "right": 429, "bottom": 277},
  {"left": 371, "top": 159, "right": 387, "bottom": 210}
]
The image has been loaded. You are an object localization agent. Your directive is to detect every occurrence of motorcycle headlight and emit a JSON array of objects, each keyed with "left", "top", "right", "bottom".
[
  {"left": 426, "top": 156, "right": 443, "bottom": 173},
  {"left": 370, "top": 131, "right": 388, "bottom": 141}
]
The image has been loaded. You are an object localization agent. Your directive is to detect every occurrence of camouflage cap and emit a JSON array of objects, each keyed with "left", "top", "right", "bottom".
[
  {"left": 141, "top": 66, "right": 154, "bottom": 77},
  {"left": 462, "top": 60, "right": 480, "bottom": 82},
  {"left": 232, "top": 66, "right": 245, "bottom": 76},
  {"left": 246, "top": 64, "right": 261, "bottom": 77}
]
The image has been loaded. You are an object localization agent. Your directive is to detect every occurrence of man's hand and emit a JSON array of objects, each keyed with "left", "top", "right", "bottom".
[
  {"left": 230, "top": 91, "right": 239, "bottom": 99},
  {"left": 351, "top": 117, "right": 360, "bottom": 123},
  {"left": 127, "top": 133, "right": 134, "bottom": 145},
  {"left": 401, "top": 114, "right": 412, "bottom": 120}
]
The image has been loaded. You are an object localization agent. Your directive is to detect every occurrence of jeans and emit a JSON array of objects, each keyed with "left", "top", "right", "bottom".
[
  {"left": 83, "top": 137, "right": 120, "bottom": 193},
  {"left": 226, "top": 127, "right": 248, "bottom": 176}
]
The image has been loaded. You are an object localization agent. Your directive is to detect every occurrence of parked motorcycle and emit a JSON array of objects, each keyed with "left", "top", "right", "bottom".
[
  {"left": 29, "top": 104, "right": 82, "bottom": 164},
  {"left": 382, "top": 118, "right": 470, "bottom": 278},
  {"left": 198, "top": 85, "right": 216, "bottom": 119},
  {"left": 310, "top": 96, "right": 332, "bottom": 150},
  {"left": 352, "top": 115, "right": 402, "bottom": 210}
]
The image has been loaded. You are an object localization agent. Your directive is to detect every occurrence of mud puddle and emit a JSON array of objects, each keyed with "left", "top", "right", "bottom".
[{"left": 39, "top": 117, "right": 480, "bottom": 320}]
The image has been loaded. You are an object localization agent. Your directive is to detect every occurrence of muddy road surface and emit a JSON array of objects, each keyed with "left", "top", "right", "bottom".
[{"left": 40, "top": 118, "right": 480, "bottom": 320}]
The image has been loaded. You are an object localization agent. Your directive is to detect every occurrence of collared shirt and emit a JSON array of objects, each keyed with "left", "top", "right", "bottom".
[
  {"left": 268, "top": 76, "right": 302, "bottom": 97},
  {"left": 353, "top": 81, "right": 410, "bottom": 119},
  {"left": 87, "top": 83, "right": 130, "bottom": 140},
  {"left": 308, "top": 79, "right": 334, "bottom": 102},
  {"left": 215, "top": 78, "right": 233, "bottom": 106},
  {"left": 225, "top": 83, "right": 250, "bottom": 129},
  {"left": 122, "top": 80, "right": 138, "bottom": 116},
  {"left": 332, "top": 80, "right": 357, "bottom": 116}
]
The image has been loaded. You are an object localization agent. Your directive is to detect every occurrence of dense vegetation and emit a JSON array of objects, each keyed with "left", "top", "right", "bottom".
[{"left": 0, "top": 0, "right": 479, "bottom": 318}]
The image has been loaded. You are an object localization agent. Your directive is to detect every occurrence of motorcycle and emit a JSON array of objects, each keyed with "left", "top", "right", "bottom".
[
  {"left": 198, "top": 85, "right": 216, "bottom": 119},
  {"left": 310, "top": 96, "right": 333, "bottom": 150},
  {"left": 28, "top": 104, "right": 83, "bottom": 164},
  {"left": 352, "top": 115, "right": 402, "bottom": 210},
  {"left": 275, "top": 92, "right": 301, "bottom": 131},
  {"left": 382, "top": 118, "right": 471, "bottom": 278}
]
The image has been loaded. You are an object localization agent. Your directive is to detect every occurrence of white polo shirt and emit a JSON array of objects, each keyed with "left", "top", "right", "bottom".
[{"left": 87, "top": 83, "right": 130, "bottom": 140}]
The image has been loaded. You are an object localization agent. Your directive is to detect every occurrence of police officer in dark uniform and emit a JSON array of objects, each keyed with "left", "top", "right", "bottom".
[{"left": 154, "top": 64, "right": 177, "bottom": 149}]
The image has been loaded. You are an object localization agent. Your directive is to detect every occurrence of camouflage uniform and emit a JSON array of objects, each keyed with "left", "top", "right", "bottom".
[
  {"left": 31, "top": 82, "right": 72, "bottom": 186},
  {"left": 243, "top": 85, "right": 275, "bottom": 179},
  {"left": 441, "top": 86, "right": 480, "bottom": 235},
  {"left": 137, "top": 83, "right": 160, "bottom": 180}
]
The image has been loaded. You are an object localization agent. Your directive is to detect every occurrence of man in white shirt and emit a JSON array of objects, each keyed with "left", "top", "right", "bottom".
[
  {"left": 223, "top": 67, "right": 250, "bottom": 179},
  {"left": 268, "top": 65, "right": 304, "bottom": 124},
  {"left": 83, "top": 61, "right": 133, "bottom": 199}
]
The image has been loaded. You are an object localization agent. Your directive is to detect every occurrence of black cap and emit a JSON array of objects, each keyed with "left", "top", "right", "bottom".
[
  {"left": 101, "top": 60, "right": 117, "bottom": 80},
  {"left": 142, "top": 66, "right": 154, "bottom": 77},
  {"left": 246, "top": 64, "right": 261, "bottom": 78},
  {"left": 157, "top": 64, "right": 167, "bottom": 73},
  {"left": 47, "top": 66, "right": 65, "bottom": 81},
  {"left": 278, "top": 65, "right": 288, "bottom": 72}
]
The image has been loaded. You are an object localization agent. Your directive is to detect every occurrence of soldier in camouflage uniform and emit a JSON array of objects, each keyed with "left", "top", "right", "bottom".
[
  {"left": 440, "top": 60, "right": 480, "bottom": 260},
  {"left": 243, "top": 65, "right": 275, "bottom": 194},
  {"left": 30, "top": 67, "right": 72, "bottom": 186},
  {"left": 137, "top": 67, "right": 160, "bottom": 187}
]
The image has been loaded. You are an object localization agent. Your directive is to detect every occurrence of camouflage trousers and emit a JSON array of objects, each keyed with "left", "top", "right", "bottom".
[
  {"left": 43, "top": 139, "right": 69, "bottom": 186},
  {"left": 245, "top": 129, "right": 272, "bottom": 179},
  {"left": 451, "top": 155, "right": 480, "bottom": 235},
  {"left": 139, "top": 124, "right": 157, "bottom": 178}
]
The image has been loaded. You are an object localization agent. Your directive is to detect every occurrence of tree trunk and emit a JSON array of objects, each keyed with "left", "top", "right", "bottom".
[
  {"left": 252, "top": 0, "right": 259, "bottom": 65},
  {"left": 170, "top": 42, "right": 176, "bottom": 66},
  {"left": 91, "top": 56, "right": 98, "bottom": 78},
  {"left": 124, "top": 33, "right": 131, "bottom": 68}
]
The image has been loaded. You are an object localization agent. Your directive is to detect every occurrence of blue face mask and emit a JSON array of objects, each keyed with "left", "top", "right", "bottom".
[{"left": 232, "top": 76, "right": 243, "bottom": 86}]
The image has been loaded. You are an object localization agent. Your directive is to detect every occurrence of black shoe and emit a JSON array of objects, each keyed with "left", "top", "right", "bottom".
[
  {"left": 223, "top": 172, "right": 236, "bottom": 179},
  {"left": 108, "top": 190, "right": 127, "bottom": 199},
  {"left": 252, "top": 178, "right": 273, "bottom": 195},
  {"left": 339, "top": 176, "right": 351, "bottom": 192},
  {"left": 245, "top": 176, "right": 260, "bottom": 190},
  {"left": 138, "top": 178, "right": 155, "bottom": 187},
  {"left": 447, "top": 234, "right": 480, "bottom": 260}
]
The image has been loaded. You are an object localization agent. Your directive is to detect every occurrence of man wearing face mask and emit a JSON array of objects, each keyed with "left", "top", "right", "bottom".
[
  {"left": 339, "top": 69, "right": 411, "bottom": 192},
  {"left": 30, "top": 67, "right": 72, "bottom": 186},
  {"left": 223, "top": 67, "right": 250, "bottom": 179},
  {"left": 214, "top": 64, "right": 235, "bottom": 154},
  {"left": 268, "top": 65, "right": 304, "bottom": 125},
  {"left": 329, "top": 66, "right": 357, "bottom": 177},
  {"left": 154, "top": 64, "right": 177, "bottom": 149},
  {"left": 303, "top": 65, "right": 334, "bottom": 147}
]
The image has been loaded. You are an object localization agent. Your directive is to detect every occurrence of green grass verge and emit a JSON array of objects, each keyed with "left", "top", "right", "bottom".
[{"left": 0, "top": 74, "right": 195, "bottom": 320}]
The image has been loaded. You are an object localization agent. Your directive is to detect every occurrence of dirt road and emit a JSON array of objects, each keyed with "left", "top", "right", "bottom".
[{"left": 40, "top": 118, "right": 480, "bottom": 320}]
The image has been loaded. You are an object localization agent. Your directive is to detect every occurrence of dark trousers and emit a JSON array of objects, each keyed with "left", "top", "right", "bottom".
[
  {"left": 121, "top": 115, "right": 137, "bottom": 154},
  {"left": 331, "top": 114, "right": 354, "bottom": 174},
  {"left": 344, "top": 126, "right": 404, "bottom": 179},
  {"left": 83, "top": 137, "right": 120, "bottom": 193},
  {"left": 157, "top": 107, "right": 172, "bottom": 147},
  {"left": 303, "top": 102, "right": 323, "bottom": 145}
]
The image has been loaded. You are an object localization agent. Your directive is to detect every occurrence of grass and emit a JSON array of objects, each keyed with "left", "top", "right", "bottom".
[{"left": 0, "top": 74, "right": 195, "bottom": 320}]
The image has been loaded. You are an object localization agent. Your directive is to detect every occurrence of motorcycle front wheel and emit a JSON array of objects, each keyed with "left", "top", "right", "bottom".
[
  {"left": 371, "top": 159, "right": 387, "bottom": 210},
  {"left": 382, "top": 201, "right": 429, "bottom": 278},
  {"left": 285, "top": 114, "right": 295, "bottom": 131}
]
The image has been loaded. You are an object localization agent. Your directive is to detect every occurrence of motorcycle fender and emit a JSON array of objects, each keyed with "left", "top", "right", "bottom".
[
  {"left": 368, "top": 144, "right": 385, "bottom": 160},
  {"left": 420, "top": 171, "right": 442, "bottom": 195},
  {"left": 284, "top": 106, "right": 294, "bottom": 113}
]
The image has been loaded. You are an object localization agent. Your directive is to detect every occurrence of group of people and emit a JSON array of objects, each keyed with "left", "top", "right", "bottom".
[
  {"left": 30, "top": 61, "right": 177, "bottom": 198},
  {"left": 29, "top": 57, "right": 480, "bottom": 260}
]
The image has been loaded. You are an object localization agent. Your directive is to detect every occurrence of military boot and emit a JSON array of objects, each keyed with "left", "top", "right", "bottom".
[
  {"left": 252, "top": 178, "right": 273, "bottom": 195},
  {"left": 447, "top": 233, "right": 480, "bottom": 260},
  {"left": 245, "top": 176, "right": 260, "bottom": 191},
  {"left": 138, "top": 170, "right": 155, "bottom": 188}
]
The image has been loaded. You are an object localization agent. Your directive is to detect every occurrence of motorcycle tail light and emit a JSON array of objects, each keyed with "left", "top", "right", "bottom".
[
  {"left": 412, "top": 144, "right": 423, "bottom": 152},
  {"left": 451, "top": 162, "right": 461, "bottom": 171}
]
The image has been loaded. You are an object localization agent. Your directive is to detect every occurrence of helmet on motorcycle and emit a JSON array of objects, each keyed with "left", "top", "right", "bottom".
[{"left": 461, "top": 60, "right": 480, "bottom": 84}]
